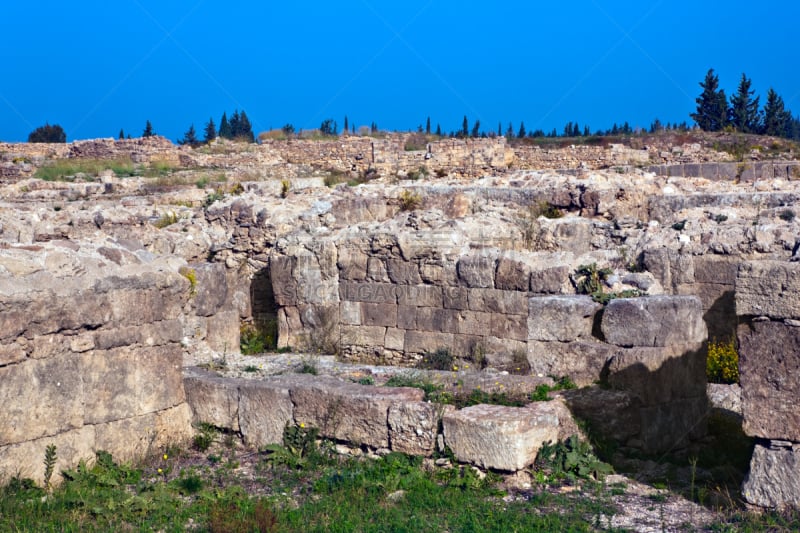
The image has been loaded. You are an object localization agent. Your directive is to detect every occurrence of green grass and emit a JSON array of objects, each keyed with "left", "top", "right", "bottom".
[{"left": 34, "top": 157, "right": 136, "bottom": 181}]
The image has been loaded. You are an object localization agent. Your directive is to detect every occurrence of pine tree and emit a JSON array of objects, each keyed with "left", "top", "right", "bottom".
[
  {"left": 691, "top": 69, "right": 728, "bottom": 132},
  {"left": 219, "top": 113, "right": 232, "bottom": 139},
  {"left": 729, "top": 73, "right": 761, "bottom": 133},
  {"left": 572, "top": 122, "right": 581, "bottom": 137},
  {"left": 505, "top": 123, "right": 515, "bottom": 139},
  {"left": 229, "top": 110, "right": 241, "bottom": 137},
  {"left": 517, "top": 121, "right": 526, "bottom": 138},
  {"left": 461, "top": 116, "right": 469, "bottom": 138},
  {"left": 344, "top": 116, "right": 349, "bottom": 134},
  {"left": 118, "top": 129, "right": 125, "bottom": 140},
  {"left": 497, "top": 122, "right": 502, "bottom": 137},
  {"left": 761, "top": 88, "right": 791, "bottom": 137},
  {"left": 425, "top": 116, "right": 431, "bottom": 135},
  {"left": 563, "top": 122, "right": 573, "bottom": 137},
  {"left": 142, "top": 120, "right": 154, "bottom": 138},
  {"left": 370, "top": 122, "right": 378, "bottom": 134},
  {"left": 471, "top": 119, "right": 481, "bottom": 138},
  {"left": 179, "top": 124, "right": 199, "bottom": 146},
  {"left": 237, "top": 110, "right": 254, "bottom": 141},
  {"left": 28, "top": 123, "right": 67, "bottom": 143},
  {"left": 435, "top": 123, "right": 442, "bottom": 136},
  {"left": 204, "top": 117, "right": 217, "bottom": 142}
]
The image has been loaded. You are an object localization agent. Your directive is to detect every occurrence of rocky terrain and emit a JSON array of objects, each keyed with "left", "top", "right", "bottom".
[{"left": 1, "top": 132, "right": 799, "bottom": 524}]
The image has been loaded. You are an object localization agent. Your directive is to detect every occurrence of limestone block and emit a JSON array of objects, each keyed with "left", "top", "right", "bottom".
[
  {"left": 0, "top": 355, "right": 84, "bottom": 445},
  {"left": 638, "top": 397, "right": 708, "bottom": 453},
  {"left": 270, "top": 255, "right": 298, "bottom": 306},
  {"left": 137, "top": 344, "right": 185, "bottom": 415},
  {"left": 337, "top": 245, "right": 368, "bottom": 281},
  {"left": 490, "top": 313, "right": 528, "bottom": 342},
  {"left": 527, "top": 340, "right": 616, "bottom": 386},
  {"left": 341, "top": 325, "right": 387, "bottom": 348},
  {"left": 192, "top": 262, "right": 229, "bottom": 317},
  {"left": 607, "top": 343, "right": 707, "bottom": 406},
  {"left": 528, "top": 296, "right": 602, "bottom": 342},
  {"left": 397, "top": 305, "right": 417, "bottom": 330},
  {"left": 743, "top": 442, "right": 800, "bottom": 509},
  {"left": 693, "top": 256, "right": 739, "bottom": 285},
  {"left": 456, "top": 254, "right": 497, "bottom": 288},
  {"left": 495, "top": 256, "right": 531, "bottom": 291},
  {"left": 82, "top": 348, "right": 138, "bottom": 425},
  {"left": 154, "top": 403, "right": 195, "bottom": 448},
  {"left": 183, "top": 368, "right": 240, "bottom": 431},
  {"left": 397, "top": 284, "right": 443, "bottom": 307},
  {"left": 288, "top": 375, "right": 424, "bottom": 448},
  {"left": 456, "top": 310, "right": 493, "bottom": 336},
  {"left": 206, "top": 310, "right": 241, "bottom": 354},
  {"left": 707, "top": 383, "right": 742, "bottom": 416},
  {"left": 239, "top": 381, "right": 294, "bottom": 448},
  {"left": 339, "top": 282, "right": 397, "bottom": 304},
  {"left": 340, "top": 301, "right": 361, "bottom": 325},
  {"left": 366, "top": 257, "right": 390, "bottom": 282},
  {"left": 468, "top": 288, "right": 528, "bottom": 315},
  {"left": 443, "top": 286, "right": 469, "bottom": 310},
  {"left": 95, "top": 412, "right": 161, "bottom": 463},
  {"left": 415, "top": 307, "right": 459, "bottom": 333},
  {"left": 388, "top": 401, "right": 444, "bottom": 455},
  {"left": 0, "top": 426, "right": 95, "bottom": 486},
  {"left": 360, "top": 302, "right": 397, "bottom": 327},
  {"left": 601, "top": 296, "right": 706, "bottom": 347},
  {"left": 442, "top": 403, "right": 559, "bottom": 471},
  {"left": 404, "top": 330, "right": 454, "bottom": 354},
  {"left": 0, "top": 340, "right": 26, "bottom": 365},
  {"left": 738, "top": 320, "right": 800, "bottom": 440},
  {"left": 30, "top": 335, "right": 71, "bottom": 359},
  {"left": 736, "top": 261, "right": 800, "bottom": 319},
  {"left": 385, "top": 328, "right": 406, "bottom": 351},
  {"left": 386, "top": 259, "right": 422, "bottom": 285}
]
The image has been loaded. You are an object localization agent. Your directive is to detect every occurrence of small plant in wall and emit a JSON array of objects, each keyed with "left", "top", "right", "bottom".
[
  {"left": 707, "top": 337, "right": 739, "bottom": 384},
  {"left": 399, "top": 189, "right": 422, "bottom": 211}
]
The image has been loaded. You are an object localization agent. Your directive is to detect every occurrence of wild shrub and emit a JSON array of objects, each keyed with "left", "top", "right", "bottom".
[
  {"left": 399, "top": 189, "right": 422, "bottom": 211},
  {"left": 417, "top": 347, "right": 454, "bottom": 371},
  {"left": 707, "top": 338, "right": 739, "bottom": 384}
]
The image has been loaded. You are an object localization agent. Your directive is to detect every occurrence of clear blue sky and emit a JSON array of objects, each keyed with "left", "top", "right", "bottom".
[{"left": 2, "top": 1, "right": 798, "bottom": 142}]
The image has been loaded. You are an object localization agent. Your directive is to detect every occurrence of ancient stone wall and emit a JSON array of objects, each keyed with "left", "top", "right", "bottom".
[{"left": 737, "top": 261, "right": 800, "bottom": 508}]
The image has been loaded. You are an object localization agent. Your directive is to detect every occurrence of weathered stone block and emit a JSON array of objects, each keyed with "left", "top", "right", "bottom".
[
  {"left": 288, "top": 375, "right": 424, "bottom": 448},
  {"left": 366, "top": 257, "right": 390, "bottom": 282},
  {"left": 457, "top": 254, "right": 496, "bottom": 288},
  {"left": 442, "top": 403, "right": 559, "bottom": 471},
  {"left": 415, "top": 307, "right": 459, "bottom": 333},
  {"left": 495, "top": 256, "right": 530, "bottom": 291},
  {"left": 137, "top": 345, "right": 185, "bottom": 415},
  {"left": 83, "top": 348, "right": 137, "bottom": 425},
  {"left": 397, "top": 305, "right": 417, "bottom": 330},
  {"left": 385, "top": 328, "right": 406, "bottom": 351},
  {"left": 743, "top": 442, "right": 800, "bottom": 509},
  {"left": 183, "top": 368, "right": 240, "bottom": 431},
  {"left": 337, "top": 245, "right": 368, "bottom": 281},
  {"left": 239, "top": 381, "right": 294, "bottom": 448},
  {"left": 490, "top": 313, "right": 528, "bottom": 342},
  {"left": 388, "top": 402, "right": 443, "bottom": 455},
  {"left": 456, "top": 310, "right": 492, "bottom": 336},
  {"left": 559, "top": 387, "right": 640, "bottom": 442},
  {"left": 0, "top": 341, "right": 26, "bottom": 365},
  {"left": 0, "top": 355, "right": 84, "bottom": 445},
  {"left": 339, "top": 282, "right": 397, "bottom": 304},
  {"left": 360, "top": 302, "right": 397, "bottom": 327},
  {"left": 192, "top": 263, "right": 228, "bottom": 317},
  {"left": 736, "top": 261, "right": 800, "bottom": 319},
  {"left": 397, "top": 284, "right": 443, "bottom": 307},
  {"left": 206, "top": 310, "right": 240, "bottom": 353},
  {"left": 739, "top": 320, "right": 800, "bottom": 440},
  {"left": 693, "top": 256, "right": 739, "bottom": 285},
  {"left": 341, "top": 325, "right": 387, "bottom": 348},
  {"left": 528, "top": 296, "right": 602, "bottom": 342},
  {"left": 601, "top": 296, "right": 706, "bottom": 347},
  {"left": 468, "top": 288, "right": 528, "bottom": 315},
  {"left": 387, "top": 259, "right": 422, "bottom": 285},
  {"left": 443, "top": 286, "right": 469, "bottom": 310},
  {"left": 607, "top": 343, "right": 706, "bottom": 406},
  {"left": 0, "top": 426, "right": 95, "bottom": 485},
  {"left": 340, "top": 301, "right": 361, "bottom": 325},
  {"left": 404, "top": 330, "right": 454, "bottom": 354},
  {"left": 527, "top": 340, "right": 616, "bottom": 386}
]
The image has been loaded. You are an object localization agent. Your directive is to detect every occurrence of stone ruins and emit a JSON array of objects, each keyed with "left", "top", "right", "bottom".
[{"left": 1, "top": 132, "right": 799, "bottom": 508}]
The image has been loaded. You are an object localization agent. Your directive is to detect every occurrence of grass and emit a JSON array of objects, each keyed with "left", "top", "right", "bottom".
[{"left": 34, "top": 157, "right": 136, "bottom": 181}]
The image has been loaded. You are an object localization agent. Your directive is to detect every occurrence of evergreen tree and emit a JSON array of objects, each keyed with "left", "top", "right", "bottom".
[
  {"left": 320, "top": 119, "right": 336, "bottom": 136},
  {"left": 370, "top": 122, "right": 378, "bottom": 134},
  {"left": 563, "top": 122, "right": 573, "bottom": 137},
  {"left": 142, "top": 120, "right": 154, "bottom": 138},
  {"left": 204, "top": 117, "right": 217, "bottom": 142},
  {"left": 118, "top": 129, "right": 125, "bottom": 140},
  {"left": 505, "top": 123, "right": 515, "bottom": 139},
  {"left": 281, "top": 123, "right": 295, "bottom": 136},
  {"left": 219, "top": 112, "right": 232, "bottom": 139},
  {"left": 352, "top": 123, "right": 355, "bottom": 134},
  {"left": 611, "top": 123, "right": 619, "bottom": 135},
  {"left": 28, "top": 123, "right": 67, "bottom": 143},
  {"left": 549, "top": 128, "right": 558, "bottom": 138},
  {"left": 425, "top": 116, "right": 431, "bottom": 135},
  {"left": 649, "top": 118, "right": 663, "bottom": 133},
  {"left": 583, "top": 125, "right": 591, "bottom": 136},
  {"left": 344, "top": 116, "right": 349, "bottom": 134},
  {"left": 435, "top": 123, "right": 442, "bottom": 136},
  {"left": 729, "top": 73, "right": 761, "bottom": 133},
  {"left": 572, "top": 122, "right": 581, "bottom": 137},
  {"left": 461, "top": 116, "right": 469, "bottom": 138},
  {"left": 622, "top": 122, "right": 632, "bottom": 135},
  {"left": 237, "top": 110, "right": 254, "bottom": 141},
  {"left": 229, "top": 111, "right": 241, "bottom": 137},
  {"left": 497, "top": 122, "right": 502, "bottom": 137},
  {"left": 518, "top": 121, "right": 526, "bottom": 138},
  {"left": 471, "top": 119, "right": 481, "bottom": 138},
  {"left": 691, "top": 69, "right": 728, "bottom": 131},
  {"left": 762, "top": 88, "right": 790, "bottom": 137},
  {"left": 179, "top": 124, "right": 199, "bottom": 146}
]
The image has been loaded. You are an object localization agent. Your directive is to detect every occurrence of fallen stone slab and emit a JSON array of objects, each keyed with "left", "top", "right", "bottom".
[
  {"left": 742, "top": 441, "right": 800, "bottom": 509},
  {"left": 238, "top": 380, "right": 294, "bottom": 448},
  {"left": 442, "top": 402, "right": 559, "bottom": 471}
]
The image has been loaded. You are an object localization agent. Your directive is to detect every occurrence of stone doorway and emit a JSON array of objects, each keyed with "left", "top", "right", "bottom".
[{"left": 250, "top": 268, "right": 279, "bottom": 350}]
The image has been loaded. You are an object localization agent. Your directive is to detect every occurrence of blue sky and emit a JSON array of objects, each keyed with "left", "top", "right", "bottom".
[{"left": 1, "top": 1, "right": 798, "bottom": 142}]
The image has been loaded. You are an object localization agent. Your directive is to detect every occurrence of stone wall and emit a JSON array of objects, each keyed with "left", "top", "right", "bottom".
[
  {"left": 648, "top": 161, "right": 800, "bottom": 181},
  {"left": 0, "top": 243, "right": 242, "bottom": 484},
  {"left": 737, "top": 261, "right": 800, "bottom": 508}
]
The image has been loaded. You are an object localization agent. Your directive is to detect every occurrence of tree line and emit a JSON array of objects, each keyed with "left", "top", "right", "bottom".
[{"left": 691, "top": 68, "right": 799, "bottom": 139}]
